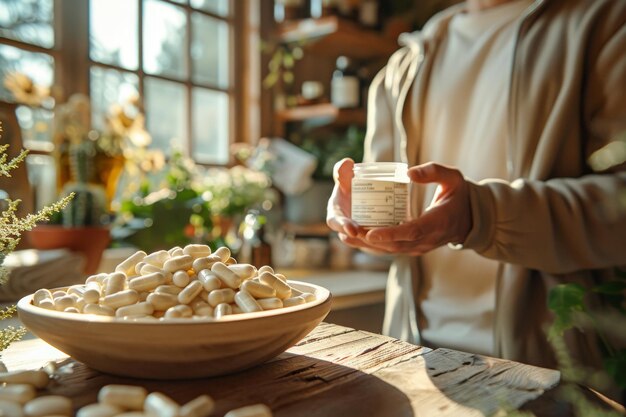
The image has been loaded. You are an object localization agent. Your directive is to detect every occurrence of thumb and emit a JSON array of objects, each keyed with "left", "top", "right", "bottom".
[
  {"left": 408, "top": 162, "right": 463, "bottom": 191},
  {"left": 333, "top": 158, "right": 355, "bottom": 194}
]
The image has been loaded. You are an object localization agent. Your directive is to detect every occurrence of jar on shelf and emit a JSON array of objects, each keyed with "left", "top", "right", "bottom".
[
  {"left": 274, "top": 0, "right": 305, "bottom": 23},
  {"left": 331, "top": 56, "right": 360, "bottom": 109}
]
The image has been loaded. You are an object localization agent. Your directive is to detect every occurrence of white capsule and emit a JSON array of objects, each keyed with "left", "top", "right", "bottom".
[
  {"left": 214, "top": 303, "right": 232, "bottom": 319},
  {"left": 144, "top": 392, "right": 180, "bottom": 417},
  {"left": 83, "top": 304, "right": 115, "bottom": 316},
  {"left": 53, "top": 295, "right": 75, "bottom": 311},
  {"left": 104, "top": 272, "right": 127, "bottom": 296},
  {"left": 23, "top": 395, "right": 72, "bottom": 417},
  {"left": 33, "top": 289, "right": 53, "bottom": 306},
  {"left": 163, "top": 255, "right": 193, "bottom": 273},
  {"left": 0, "top": 399, "right": 23, "bottom": 417},
  {"left": 172, "top": 271, "right": 191, "bottom": 288},
  {"left": 207, "top": 288, "right": 236, "bottom": 307},
  {"left": 228, "top": 264, "right": 257, "bottom": 280},
  {"left": 134, "top": 261, "right": 147, "bottom": 275},
  {"left": 180, "top": 395, "right": 215, "bottom": 417},
  {"left": 178, "top": 280, "right": 203, "bottom": 305},
  {"left": 115, "top": 251, "right": 147, "bottom": 276},
  {"left": 147, "top": 292, "right": 179, "bottom": 311},
  {"left": 129, "top": 272, "right": 166, "bottom": 292},
  {"left": 197, "top": 269, "right": 222, "bottom": 292},
  {"left": 211, "top": 262, "right": 241, "bottom": 289},
  {"left": 183, "top": 244, "right": 211, "bottom": 259},
  {"left": 257, "top": 298, "right": 283, "bottom": 310},
  {"left": 86, "top": 273, "right": 107, "bottom": 284},
  {"left": 213, "top": 246, "right": 231, "bottom": 263},
  {"left": 0, "top": 384, "right": 35, "bottom": 404},
  {"left": 257, "top": 265, "right": 274, "bottom": 275},
  {"left": 224, "top": 404, "right": 273, "bottom": 417},
  {"left": 144, "top": 250, "right": 170, "bottom": 267},
  {"left": 231, "top": 305, "right": 244, "bottom": 314},
  {"left": 300, "top": 292, "right": 316, "bottom": 302},
  {"left": 155, "top": 285, "right": 182, "bottom": 295},
  {"left": 116, "top": 302, "right": 154, "bottom": 318},
  {"left": 76, "top": 403, "right": 123, "bottom": 417},
  {"left": 102, "top": 289, "right": 139, "bottom": 309},
  {"left": 194, "top": 306, "right": 214, "bottom": 317},
  {"left": 274, "top": 273, "right": 288, "bottom": 283},
  {"left": 83, "top": 281, "right": 101, "bottom": 304},
  {"left": 225, "top": 257, "right": 237, "bottom": 265},
  {"left": 241, "top": 280, "right": 276, "bottom": 299},
  {"left": 283, "top": 296, "right": 306, "bottom": 307},
  {"left": 63, "top": 307, "right": 80, "bottom": 314},
  {"left": 259, "top": 272, "right": 292, "bottom": 299},
  {"left": 191, "top": 256, "right": 219, "bottom": 273},
  {"left": 164, "top": 304, "right": 193, "bottom": 318},
  {"left": 169, "top": 247, "right": 184, "bottom": 257},
  {"left": 52, "top": 290, "right": 67, "bottom": 299},
  {"left": 37, "top": 299, "right": 55, "bottom": 310},
  {"left": 98, "top": 384, "right": 147, "bottom": 411},
  {"left": 234, "top": 291, "right": 262, "bottom": 313}
]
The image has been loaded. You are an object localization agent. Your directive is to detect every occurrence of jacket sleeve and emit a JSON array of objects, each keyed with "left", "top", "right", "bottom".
[{"left": 463, "top": 15, "right": 626, "bottom": 274}]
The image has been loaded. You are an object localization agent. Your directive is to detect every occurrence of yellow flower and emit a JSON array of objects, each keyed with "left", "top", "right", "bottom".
[{"left": 3, "top": 72, "right": 50, "bottom": 106}]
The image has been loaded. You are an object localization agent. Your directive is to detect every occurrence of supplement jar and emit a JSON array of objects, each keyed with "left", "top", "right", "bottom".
[{"left": 351, "top": 162, "right": 409, "bottom": 227}]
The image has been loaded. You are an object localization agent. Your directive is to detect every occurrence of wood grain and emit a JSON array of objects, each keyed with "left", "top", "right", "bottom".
[{"left": 2, "top": 322, "right": 562, "bottom": 416}]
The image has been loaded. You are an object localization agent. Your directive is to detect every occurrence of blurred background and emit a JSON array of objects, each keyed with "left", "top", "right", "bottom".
[{"left": 0, "top": 0, "right": 457, "bottom": 333}]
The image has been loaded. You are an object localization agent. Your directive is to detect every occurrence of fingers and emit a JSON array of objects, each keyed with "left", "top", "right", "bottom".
[
  {"left": 408, "top": 162, "right": 463, "bottom": 190},
  {"left": 327, "top": 215, "right": 359, "bottom": 238},
  {"left": 365, "top": 208, "right": 441, "bottom": 243},
  {"left": 333, "top": 158, "right": 355, "bottom": 194}
]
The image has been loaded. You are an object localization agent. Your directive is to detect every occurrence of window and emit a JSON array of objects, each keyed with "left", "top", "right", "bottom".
[{"left": 1, "top": 0, "right": 247, "bottom": 166}]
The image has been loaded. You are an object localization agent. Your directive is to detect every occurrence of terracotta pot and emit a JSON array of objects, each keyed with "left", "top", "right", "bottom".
[{"left": 26, "top": 225, "right": 111, "bottom": 275}]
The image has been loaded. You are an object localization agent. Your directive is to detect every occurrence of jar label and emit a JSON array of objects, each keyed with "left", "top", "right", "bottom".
[{"left": 351, "top": 179, "right": 408, "bottom": 226}]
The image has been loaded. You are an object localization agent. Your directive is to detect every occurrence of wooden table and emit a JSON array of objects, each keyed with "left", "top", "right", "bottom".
[{"left": 2, "top": 322, "right": 577, "bottom": 416}]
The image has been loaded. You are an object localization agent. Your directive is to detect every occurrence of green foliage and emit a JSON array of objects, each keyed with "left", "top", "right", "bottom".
[
  {"left": 300, "top": 125, "right": 366, "bottom": 179},
  {"left": 548, "top": 283, "right": 585, "bottom": 335},
  {"left": 0, "top": 144, "right": 28, "bottom": 177},
  {"left": 604, "top": 349, "right": 626, "bottom": 390}
]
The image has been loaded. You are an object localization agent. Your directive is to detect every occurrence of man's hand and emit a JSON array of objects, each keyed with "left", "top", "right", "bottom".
[{"left": 362, "top": 162, "right": 473, "bottom": 256}]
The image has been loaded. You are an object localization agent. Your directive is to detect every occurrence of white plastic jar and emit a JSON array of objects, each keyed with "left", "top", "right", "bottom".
[{"left": 351, "top": 162, "right": 409, "bottom": 227}]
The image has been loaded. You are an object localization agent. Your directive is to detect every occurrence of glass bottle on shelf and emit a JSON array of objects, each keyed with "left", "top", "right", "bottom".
[
  {"left": 331, "top": 56, "right": 360, "bottom": 109},
  {"left": 359, "top": 0, "right": 380, "bottom": 29},
  {"left": 309, "top": 0, "right": 338, "bottom": 19}
]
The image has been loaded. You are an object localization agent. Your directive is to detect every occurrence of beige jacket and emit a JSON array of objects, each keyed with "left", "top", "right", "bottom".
[{"left": 364, "top": 0, "right": 626, "bottom": 368}]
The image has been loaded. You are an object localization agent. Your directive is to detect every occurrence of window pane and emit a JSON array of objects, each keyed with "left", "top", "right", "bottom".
[
  {"left": 16, "top": 105, "right": 54, "bottom": 150},
  {"left": 90, "top": 0, "right": 138, "bottom": 70},
  {"left": 0, "top": 0, "right": 54, "bottom": 48},
  {"left": 0, "top": 44, "right": 53, "bottom": 104},
  {"left": 191, "top": 12, "right": 229, "bottom": 88},
  {"left": 143, "top": 0, "right": 187, "bottom": 80},
  {"left": 192, "top": 87, "right": 228, "bottom": 164},
  {"left": 90, "top": 66, "right": 140, "bottom": 130},
  {"left": 190, "top": 0, "right": 229, "bottom": 17},
  {"left": 145, "top": 77, "right": 187, "bottom": 153}
]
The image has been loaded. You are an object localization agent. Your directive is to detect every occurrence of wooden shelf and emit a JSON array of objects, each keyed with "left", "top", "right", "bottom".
[
  {"left": 278, "top": 16, "right": 398, "bottom": 60},
  {"left": 276, "top": 103, "right": 366, "bottom": 124},
  {"left": 283, "top": 222, "right": 332, "bottom": 237}
]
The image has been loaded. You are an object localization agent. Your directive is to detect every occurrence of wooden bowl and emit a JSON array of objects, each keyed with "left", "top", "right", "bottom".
[{"left": 17, "top": 281, "right": 331, "bottom": 380}]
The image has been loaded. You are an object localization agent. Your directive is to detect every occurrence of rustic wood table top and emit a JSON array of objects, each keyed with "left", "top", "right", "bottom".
[{"left": 2, "top": 322, "right": 590, "bottom": 417}]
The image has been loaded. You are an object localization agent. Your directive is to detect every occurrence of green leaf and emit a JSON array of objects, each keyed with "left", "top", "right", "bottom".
[
  {"left": 604, "top": 348, "right": 626, "bottom": 389},
  {"left": 548, "top": 283, "right": 586, "bottom": 334}
]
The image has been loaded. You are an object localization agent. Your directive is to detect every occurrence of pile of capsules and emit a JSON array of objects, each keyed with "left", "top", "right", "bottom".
[
  {"left": 0, "top": 368, "right": 272, "bottom": 417},
  {"left": 31, "top": 245, "right": 316, "bottom": 320}
]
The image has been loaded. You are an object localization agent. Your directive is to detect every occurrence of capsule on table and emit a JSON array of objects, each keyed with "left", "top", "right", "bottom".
[
  {"left": 257, "top": 265, "right": 274, "bottom": 275},
  {"left": 144, "top": 250, "right": 170, "bottom": 267},
  {"left": 129, "top": 272, "right": 166, "bottom": 292},
  {"left": 23, "top": 395, "right": 72, "bottom": 417},
  {"left": 83, "top": 281, "right": 101, "bottom": 304},
  {"left": 224, "top": 404, "right": 273, "bottom": 417},
  {"left": 180, "top": 395, "right": 215, "bottom": 417},
  {"left": 76, "top": 403, "right": 123, "bottom": 417},
  {"left": 257, "top": 297, "right": 283, "bottom": 310},
  {"left": 192, "top": 256, "right": 220, "bottom": 273},
  {"left": 228, "top": 264, "right": 257, "bottom": 280},
  {"left": 147, "top": 292, "right": 179, "bottom": 311},
  {"left": 163, "top": 255, "right": 193, "bottom": 273},
  {"left": 144, "top": 392, "right": 180, "bottom": 417},
  {"left": 155, "top": 285, "right": 182, "bottom": 295},
  {"left": 169, "top": 247, "right": 184, "bottom": 257},
  {"left": 178, "top": 280, "right": 203, "bottom": 305},
  {"left": 0, "top": 384, "right": 35, "bottom": 404},
  {"left": 85, "top": 273, "right": 107, "bottom": 285},
  {"left": 214, "top": 303, "right": 232, "bottom": 319},
  {"left": 197, "top": 269, "right": 221, "bottom": 292},
  {"left": 104, "top": 272, "right": 127, "bottom": 296},
  {"left": 225, "top": 257, "right": 237, "bottom": 265},
  {"left": 164, "top": 304, "right": 193, "bottom": 319},
  {"left": 115, "top": 251, "right": 147, "bottom": 276},
  {"left": 140, "top": 263, "right": 164, "bottom": 275},
  {"left": 213, "top": 246, "right": 231, "bottom": 263},
  {"left": 258, "top": 272, "right": 292, "bottom": 299},
  {"left": 183, "top": 244, "right": 211, "bottom": 259},
  {"left": 0, "top": 371, "right": 50, "bottom": 389},
  {"left": 83, "top": 304, "right": 115, "bottom": 316},
  {"left": 98, "top": 384, "right": 147, "bottom": 411},
  {"left": 207, "top": 288, "right": 236, "bottom": 307},
  {"left": 116, "top": 301, "right": 154, "bottom": 318},
  {"left": 241, "top": 280, "right": 276, "bottom": 299},
  {"left": 234, "top": 291, "right": 262, "bottom": 313},
  {"left": 211, "top": 262, "right": 241, "bottom": 289},
  {"left": 102, "top": 289, "right": 139, "bottom": 309}
]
